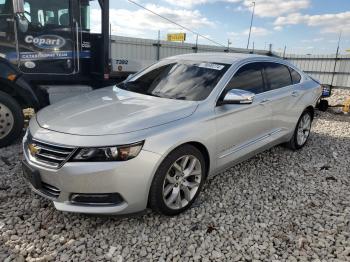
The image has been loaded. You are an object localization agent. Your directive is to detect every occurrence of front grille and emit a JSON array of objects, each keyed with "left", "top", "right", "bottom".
[
  {"left": 41, "top": 182, "right": 61, "bottom": 198},
  {"left": 25, "top": 134, "right": 76, "bottom": 169}
]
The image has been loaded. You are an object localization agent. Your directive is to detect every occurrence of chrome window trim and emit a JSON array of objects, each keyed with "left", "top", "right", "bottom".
[{"left": 214, "top": 58, "right": 307, "bottom": 106}]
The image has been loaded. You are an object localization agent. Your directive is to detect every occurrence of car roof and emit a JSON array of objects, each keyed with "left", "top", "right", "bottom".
[{"left": 165, "top": 52, "right": 282, "bottom": 65}]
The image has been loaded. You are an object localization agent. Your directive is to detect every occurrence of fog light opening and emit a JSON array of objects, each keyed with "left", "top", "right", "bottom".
[{"left": 70, "top": 193, "right": 124, "bottom": 206}]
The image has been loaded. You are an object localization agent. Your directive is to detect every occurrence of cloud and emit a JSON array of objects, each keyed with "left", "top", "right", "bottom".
[
  {"left": 164, "top": 0, "right": 240, "bottom": 9},
  {"left": 301, "top": 38, "right": 324, "bottom": 43},
  {"left": 90, "top": 4, "right": 214, "bottom": 37},
  {"left": 165, "top": 0, "right": 310, "bottom": 17},
  {"left": 228, "top": 26, "right": 271, "bottom": 39},
  {"left": 274, "top": 26, "right": 283, "bottom": 31},
  {"left": 274, "top": 11, "right": 350, "bottom": 35},
  {"left": 243, "top": 0, "right": 310, "bottom": 18},
  {"left": 243, "top": 26, "right": 270, "bottom": 36}
]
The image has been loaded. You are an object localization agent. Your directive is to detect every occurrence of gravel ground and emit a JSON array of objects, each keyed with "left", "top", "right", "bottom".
[{"left": 1, "top": 88, "right": 350, "bottom": 262}]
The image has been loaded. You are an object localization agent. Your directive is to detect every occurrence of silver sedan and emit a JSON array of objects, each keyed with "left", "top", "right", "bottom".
[{"left": 22, "top": 53, "right": 322, "bottom": 216}]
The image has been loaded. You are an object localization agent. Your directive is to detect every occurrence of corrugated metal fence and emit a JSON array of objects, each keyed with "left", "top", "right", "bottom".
[
  {"left": 281, "top": 53, "right": 350, "bottom": 88},
  {"left": 110, "top": 35, "right": 270, "bottom": 74},
  {"left": 110, "top": 36, "right": 350, "bottom": 88}
]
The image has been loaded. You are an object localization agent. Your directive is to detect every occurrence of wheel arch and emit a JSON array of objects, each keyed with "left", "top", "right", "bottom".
[
  {"left": 304, "top": 105, "right": 315, "bottom": 120},
  {"left": 146, "top": 140, "right": 211, "bottom": 204},
  {"left": 0, "top": 77, "right": 40, "bottom": 110},
  {"left": 185, "top": 141, "right": 210, "bottom": 177}
]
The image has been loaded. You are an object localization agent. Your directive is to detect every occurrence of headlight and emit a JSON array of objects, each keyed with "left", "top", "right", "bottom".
[{"left": 71, "top": 141, "right": 144, "bottom": 162}]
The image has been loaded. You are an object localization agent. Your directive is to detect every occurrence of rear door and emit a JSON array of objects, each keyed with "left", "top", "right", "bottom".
[
  {"left": 215, "top": 62, "right": 273, "bottom": 168},
  {"left": 15, "top": 0, "right": 78, "bottom": 74},
  {"left": 263, "top": 62, "right": 302, "bottom": 137}
]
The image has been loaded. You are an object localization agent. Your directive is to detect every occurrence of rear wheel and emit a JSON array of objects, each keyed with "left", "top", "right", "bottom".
[
  {"left": 286, "top": 110, "right": 312, "bottom": 150},
  {"left": 149, "top": 145, "right": 206, "bottom": 216},
  {"left": 0, "top": 91, "right": 24, "bottom": 147}
]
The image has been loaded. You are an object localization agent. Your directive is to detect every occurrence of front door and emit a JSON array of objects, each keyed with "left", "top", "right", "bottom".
[
  {"left": 15, "top": 0, "right": 78, "bottom": 75},
  {"left": 215, "top": 62, "right": 273, "bottom": 168}
]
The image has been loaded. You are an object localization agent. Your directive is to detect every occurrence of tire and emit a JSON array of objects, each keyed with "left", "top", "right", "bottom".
[
  {"left": 149, "top": 145, "right": 207, "bottom": 216},
  {"left": 286, "top": 110, "right": 313, "bottom": 150},
  {"left": 317, "top": 100, "right": 328, "bottom": 112},
  {"left": 0, "top": 91, "right": 24, "bottom": 147}
]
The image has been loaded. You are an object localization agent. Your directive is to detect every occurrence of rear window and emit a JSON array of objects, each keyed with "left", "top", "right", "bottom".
[
  {"left": 264, "top": 62, "right": 292, "bottom": 90},
  {"left": 289, "top": 67, "right": 302, "bottom": 84}
]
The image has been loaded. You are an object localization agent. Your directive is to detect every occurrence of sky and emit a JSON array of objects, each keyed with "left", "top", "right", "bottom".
[{"left": 90, "top": 0, "right": 350, "bottom": 54}]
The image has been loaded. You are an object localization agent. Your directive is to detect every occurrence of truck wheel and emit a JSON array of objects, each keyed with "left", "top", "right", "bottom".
[{"left": 0, "top": 91, "right": 24, "bottom": 147}]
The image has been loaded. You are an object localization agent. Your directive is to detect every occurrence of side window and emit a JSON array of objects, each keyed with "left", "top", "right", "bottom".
[
  {"left": 58, "top": 9, "right": 69, "bottom": 26},
  {"left": 225, "top": 63, "right": 265, "bottom": 94},
  {"left": 38, "top": 10, "right": 44, "bottom": 26},
  {"left": 289, "top": 67, "right": 302, "bottom": 84},
  {"left": 264, "top": 62, "right": 292, "bottom": 90}
]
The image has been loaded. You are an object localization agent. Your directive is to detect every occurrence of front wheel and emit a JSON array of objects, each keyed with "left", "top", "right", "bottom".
[
  {"left": 149, "top": 145, "right": 206, "bottom": 216},
  {"left": 0, "top": 91, "right": 24, "bottom": 147},
  {"left": 286, "top": 110, "right": 313, "bottom": 150}
]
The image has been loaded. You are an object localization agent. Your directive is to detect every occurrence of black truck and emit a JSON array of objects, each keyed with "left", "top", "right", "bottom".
[{"left": 0, "top": 0, "right": 113, "bottom": 147}]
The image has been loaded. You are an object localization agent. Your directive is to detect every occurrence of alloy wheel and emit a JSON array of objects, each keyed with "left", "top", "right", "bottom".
[
  {"left": 296, "top": 113, "right": 311, "bottom": 146},
  {"left": 162, "top": 155, "right": 202, "bottom": 210}
]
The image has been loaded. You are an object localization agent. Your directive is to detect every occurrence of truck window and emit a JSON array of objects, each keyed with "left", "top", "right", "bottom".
[
  {"left": 58, "top": 9, "right": 69, "bottom": 26},
  {"left": 23, "top": 0, "right": 71, "bottom": 28},
  {"left": 0, "top": 0, "right": 12, "bottom": 15},
  {"left": 24, "top": 2, "right": 31, "bottom": 21},
  {"left": 80, "top": 4, "right": 90, "bottom": 30}
]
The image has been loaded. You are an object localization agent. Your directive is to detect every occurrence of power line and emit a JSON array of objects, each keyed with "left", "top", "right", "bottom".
[{"left": 126, "top": 0, "right": 227, "bottom": 48}]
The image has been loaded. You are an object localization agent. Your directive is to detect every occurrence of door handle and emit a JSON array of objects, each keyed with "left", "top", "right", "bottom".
[{"left": 291, "top": 91, "right": 300, "bottom": 97}]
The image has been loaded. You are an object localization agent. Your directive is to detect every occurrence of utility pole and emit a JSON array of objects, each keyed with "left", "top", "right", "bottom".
[
  {"left": 246, "top": 1, "right": 255, "bottom": 49},
  {"left": 195, "top": 34, "right": 199, "bottom": 53},
  {"left": 227, "top": 39, "right": 232, "bottom": 52},
  {"left": 331, "top": 31, "right": 342, "bottom": 88},
  {"left": 283, "top": 45, "right": 287, "bottom": 59}
]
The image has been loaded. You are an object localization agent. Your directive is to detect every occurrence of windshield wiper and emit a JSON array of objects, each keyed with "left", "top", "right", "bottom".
[
  {"left": 175, "top": 96, "right": 187, "bottom": 100},
  {"left": 149, "top": 91, "right": 166, "bottom": 98}
]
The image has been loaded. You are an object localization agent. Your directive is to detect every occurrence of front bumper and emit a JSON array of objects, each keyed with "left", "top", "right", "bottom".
[{"left": 22, "top": 148, "right": 162, "bottom": 215}]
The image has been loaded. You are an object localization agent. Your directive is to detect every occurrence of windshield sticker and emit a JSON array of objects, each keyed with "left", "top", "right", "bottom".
[{"left": 197, "top": 63, "right": 225, "bottom": 71}]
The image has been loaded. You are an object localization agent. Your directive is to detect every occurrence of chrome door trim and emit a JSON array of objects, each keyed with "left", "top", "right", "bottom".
[{"left": 218, "top": 128, "right": 283, "bottom": 159}]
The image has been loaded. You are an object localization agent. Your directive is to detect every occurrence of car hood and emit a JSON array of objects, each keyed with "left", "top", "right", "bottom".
[{"left": 36, "top": 86, "right": 198, "bottom": 136}]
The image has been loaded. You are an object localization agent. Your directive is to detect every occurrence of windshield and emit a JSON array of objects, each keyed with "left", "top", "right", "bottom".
[{"left": 118, "top": 60, "right": 230, "bottom": 101}]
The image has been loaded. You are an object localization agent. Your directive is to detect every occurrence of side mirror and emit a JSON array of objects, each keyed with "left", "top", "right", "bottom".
[
  {"left": 218, "top": 89, "right": 255, "bottom": 105},
  {"left": 16, "top": 13, "right": 28, "bottom": 33},
  {"left": 12, "top": 0, "right": 24, "bottom": 13}
]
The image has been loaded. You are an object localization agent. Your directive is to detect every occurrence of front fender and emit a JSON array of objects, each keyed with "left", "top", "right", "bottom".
[{"left": 0, "top": 58, "right": 41, "bottom": 109}]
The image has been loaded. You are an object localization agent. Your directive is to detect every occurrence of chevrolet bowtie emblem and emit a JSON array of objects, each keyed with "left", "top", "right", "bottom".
[{"left": 28, "top": 143, "right": 40, "bottom": 156}]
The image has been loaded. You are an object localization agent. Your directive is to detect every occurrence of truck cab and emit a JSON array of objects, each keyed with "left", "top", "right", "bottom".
[{"left": 0, "top": 0, "right": 111, "bottom": 147}]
